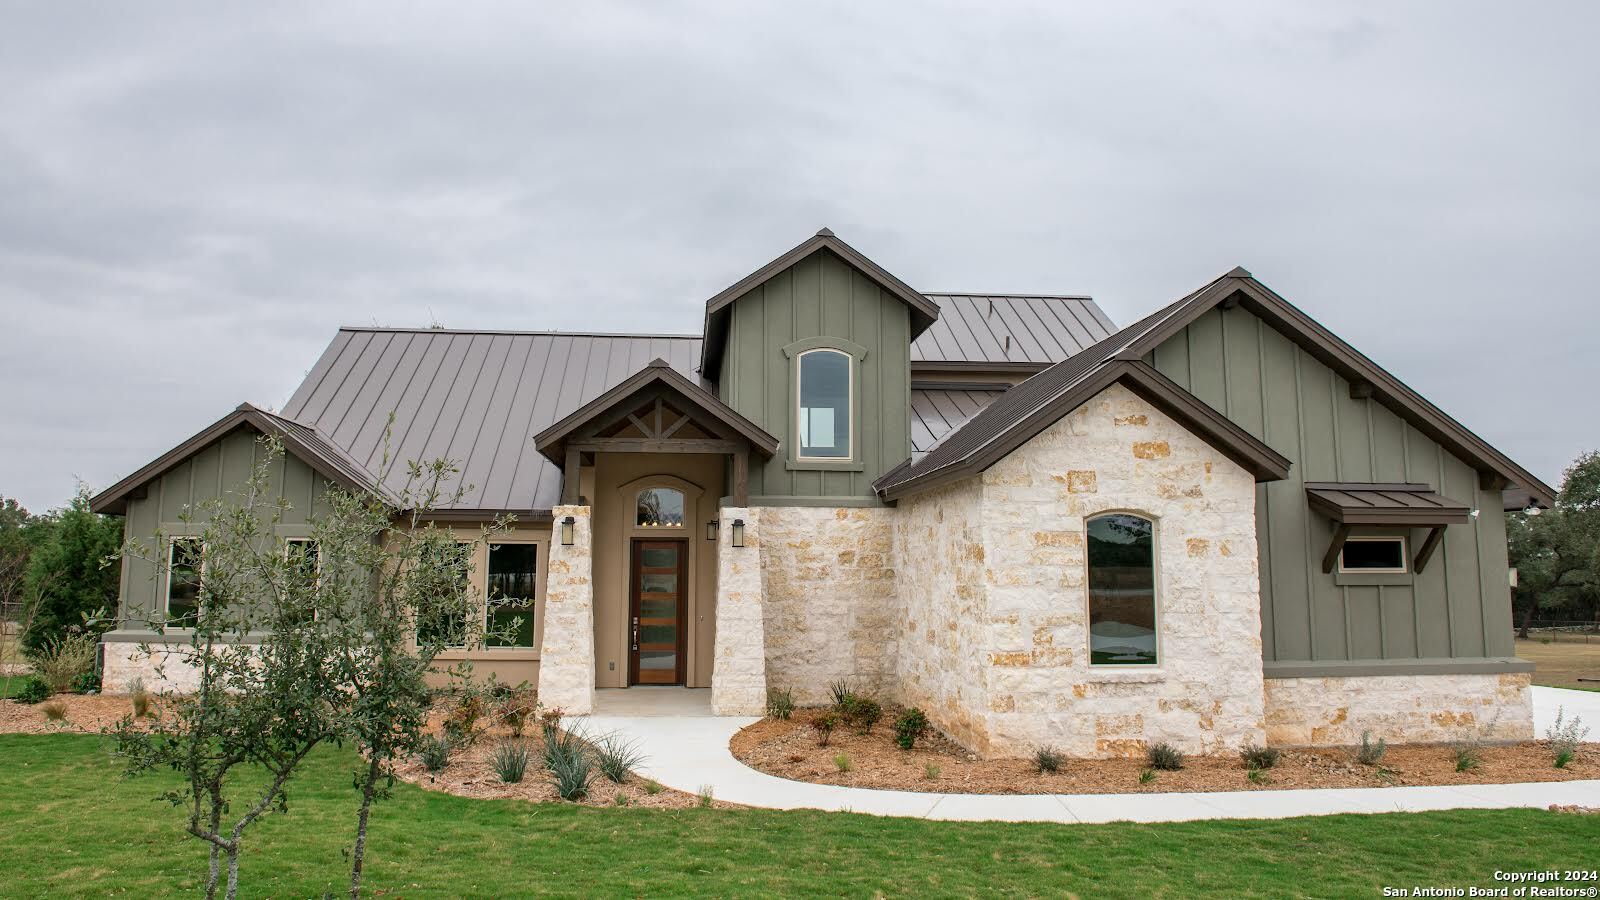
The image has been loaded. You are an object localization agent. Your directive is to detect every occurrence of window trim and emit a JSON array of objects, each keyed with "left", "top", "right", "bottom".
[
  {"left": 1083, "top": 511, "right": 1161, "bottom": 669},
  {"left": 164, "top": 536, "right": 206, "bottom": 626},
  {"left": 483, "top": 538, "right": 542, "bottom": 650},
  {"left": 1337, "top": 535, "right": 1409, "bottom": 575},
  {"left": 782, "top": 336, "right": 868, "bottom": 472}
]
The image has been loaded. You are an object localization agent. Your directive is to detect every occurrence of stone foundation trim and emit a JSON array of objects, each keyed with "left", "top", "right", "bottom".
[
  {"left": 537, "top": 505, "right": 596, "bottom": 715},
  {"left": 711, "top": 507, "right": 767, "bottom": 715},
  {"left": 101, "top": 640, "right": 215, "bottom": 694},
  {"left": 1263, "top": 672, "right": 1534, "bottom": 747}
]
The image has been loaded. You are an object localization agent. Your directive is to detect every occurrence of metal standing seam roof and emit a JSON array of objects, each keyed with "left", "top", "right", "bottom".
[
  {"left": 280, "top": 328, "right": 705, "bottom": 513},
  {"left": 909, "top": 388, "right": 1006, "bottom": 455},
  {"left": 911, "top": 294, "right": 1116, "bottom": 366},
  {"left": 1304, "top": 483, "right": 1471, "bottom": 525}
]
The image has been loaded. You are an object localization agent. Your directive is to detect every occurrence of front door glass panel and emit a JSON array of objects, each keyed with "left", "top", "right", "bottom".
[{"left": 631, "top": 540, "right": 685, "bottom": 685}]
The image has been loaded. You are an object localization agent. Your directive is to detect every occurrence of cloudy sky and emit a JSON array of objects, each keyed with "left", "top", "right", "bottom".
[{"left": 1, "top": 2, "right": 1594, "bottom": 513}]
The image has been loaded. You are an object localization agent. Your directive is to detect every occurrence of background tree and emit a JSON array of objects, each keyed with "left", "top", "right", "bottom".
[
  {"left": 21, "top": 485, "right": 121, "bottom": 654},
  {"left": 0, "top": 496, "right": 42, "bottom": 616},
  {"left": 1508, "top": 450, "right": 1600, "bottom": 635}
]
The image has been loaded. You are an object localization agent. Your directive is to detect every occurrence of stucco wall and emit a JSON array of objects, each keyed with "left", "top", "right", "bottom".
[
  {"left": 1264, "top": 672, "right": 1533, "bottom": 746},
  {"left": 759, "top": 505, "right": 897, "bottom": 704}
]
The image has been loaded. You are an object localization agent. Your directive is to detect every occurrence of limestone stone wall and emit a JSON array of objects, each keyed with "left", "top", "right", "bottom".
[
  {"left": 101, "top": 640, "right": 209, "bottom": 693},
  {"left": 1264, "top": 672, "right": 1534, "bottom": 746},
  {"left": 891, "top": 478, "right": 991, "bottom": 749},
  {"left": 759, "top": 505, "right": 897, "bottom": 704},
  {"left": 537, "top": 505, "right": 595, "bottom": 715},
  {"left": 712, "top": 507, "right": 767, "bottom": 715},
  {"left": 892, "top": 382, "right": 1267, "bottom": 758}
]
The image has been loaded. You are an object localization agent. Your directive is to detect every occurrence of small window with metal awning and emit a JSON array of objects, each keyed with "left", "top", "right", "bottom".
[{"left": 1305, "top": 482, "right": 1472, "bottom": 577}]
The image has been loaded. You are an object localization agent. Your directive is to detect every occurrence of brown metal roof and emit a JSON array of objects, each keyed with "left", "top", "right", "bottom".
[
  {"left": 877, "top": 356, "right": 1292, "bottom": 500},
  {"left": 911, "top": 294, "right": 1114, "bottom": 367},
  {"left": 1305, "top": 482, "right": 1472, "bottom": 525},
  {"left": 281, "top": 328, "right": 705, "bottom": 512},
  {"left": 89, "top": 403, "right": 395, "bottom": 515},
  {"left": 910, "top": 388, "right": 1005, "bottom": 454}
]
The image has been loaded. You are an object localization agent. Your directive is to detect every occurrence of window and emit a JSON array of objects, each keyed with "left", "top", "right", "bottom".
[
  {"left": 1086, "top": 513, "right": 1157, "bottom": 666},
  {"left": 486, "top": 542, "right": 538, "bottom": 648},
  {"left": 415, "top": 542, "right": 472, "bottom": 648},
  {"left": 797, "top": 348, "right": 851, "bottom": 459},
  {"left": 1339, "top": 537, "right": 1407, "bottom": 574},
  {"left": 636, "top": 488, "right": 685, "bottom": 528},
  {"left": 166, "top": 538, "right": 205, "bottom": 626},
  {"left": 284, "top": 539, "right": 320, "bottom": 625}
]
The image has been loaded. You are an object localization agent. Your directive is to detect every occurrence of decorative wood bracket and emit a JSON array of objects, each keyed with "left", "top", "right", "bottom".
[
  {"left": 1413, "top": 526, "right": 1446, "bottom": 573},
  {"left": 1321, "top": 523, "right": 1352, "bottom": 574}
]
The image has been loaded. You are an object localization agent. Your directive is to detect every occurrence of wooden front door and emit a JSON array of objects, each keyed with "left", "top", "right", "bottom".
[{"left": 629, "top": 539, "right": 687, "bottom": 685}]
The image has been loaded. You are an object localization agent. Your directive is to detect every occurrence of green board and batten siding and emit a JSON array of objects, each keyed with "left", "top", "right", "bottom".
[
  {"left": 716, "top": 249, "right": 911, "bottom": 503},
  {"left": 1148, "top": 306, "right": 1515, "bottom": 671},
  {"left": 115, "top": 428, "right": 338, "bottom": 631}
]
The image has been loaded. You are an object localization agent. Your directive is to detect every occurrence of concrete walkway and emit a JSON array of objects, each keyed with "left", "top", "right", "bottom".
[{"left": 586, "top": 686, "right": 1600, "bottom": 824}]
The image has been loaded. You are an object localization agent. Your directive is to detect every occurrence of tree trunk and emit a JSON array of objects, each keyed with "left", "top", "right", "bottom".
[
  {"left": 225, "top": 848, "right": 241, "bottom": 900},
  {"left": 350, "top": 755, "right": 382, "bottom": 898},
  {"left": 1518, "top": 597, "right": 1536, "bottom": 640}
]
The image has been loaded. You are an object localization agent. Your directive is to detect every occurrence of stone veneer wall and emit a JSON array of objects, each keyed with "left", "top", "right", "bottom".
[
  {"left": 711, "top": 507, "right": 767, "bottom": 715},
  {"left": 537, "top": 505, "right": 595, "bottom": 715},
  {"left": 102, "top": 640, "right": 209, "bottom": 693},
  {"left": 1263, "top": 672, "right": 1534, "bottom": 746},
  {"left": 758, "top": 505, "right": 897, "bottom": 704},
  {"left": 895, "top": 382, "right": 1267, "bottom": 758}
]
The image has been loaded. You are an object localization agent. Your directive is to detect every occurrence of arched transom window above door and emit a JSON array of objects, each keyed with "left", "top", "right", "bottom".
[{"left": 636, "top": 487, "right": 686, "bottom": 528}]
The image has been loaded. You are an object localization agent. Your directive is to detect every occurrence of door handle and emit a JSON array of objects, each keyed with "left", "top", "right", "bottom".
[{"left": 631, "top": 616, "right": 639, "bottom": 651}]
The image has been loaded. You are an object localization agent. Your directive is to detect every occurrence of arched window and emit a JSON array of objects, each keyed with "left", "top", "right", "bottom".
[
  {"left": 636, "top": 487, "right": 685, "bottom": 528},
  {"left": 797, "top": 348, "right": 851, "bottom": 459},
  {"left": 1086, "top": 513, "right": 1157, "bottom": 666}
]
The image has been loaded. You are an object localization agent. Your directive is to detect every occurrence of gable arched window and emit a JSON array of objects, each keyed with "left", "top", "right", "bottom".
[
  {"left": 636, "top": 487, "right": 686, "bottom": 528},
  {"left": 796, "top": 348, "right": 852, "bottom": 460},
  {"left": 1086, "top": 513, "right": 1158, "bottom": 666}
]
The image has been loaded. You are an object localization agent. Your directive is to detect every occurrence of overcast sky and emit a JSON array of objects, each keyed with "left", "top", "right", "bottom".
[{"left": 1, "top": 2, "right": 1594, "bottom": 513}]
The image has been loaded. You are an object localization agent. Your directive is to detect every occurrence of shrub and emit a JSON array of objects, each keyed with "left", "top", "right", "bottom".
[
  {"left": 539, "top": 707, "right": 565, "bottom": 743},
  {"left": 846, "top": 696, "right": 882, "bottom": 734},
  {"left": 642, "top": 779, "right": 663, "bottom": 796},
  {"left": 40, "top": 700, "right": 67, "bottom": 722},
  {"left": 70, "top": 668, "right": 100, "bottom": 695},
  {"left": 594, "top": 732, "right": 646, "bottom": 784},
  {"left": 497, "top": 688, "right": 539, "bottom": 738},
  {"left": 1033, "top": 746, "right": 1065, "bottom": 774},
  {"left": 130, "top": 679, "right": 153, "bottom": 719},
  {"left": 1138, "top": 768, "right": 1157, "bottom": 785},
  {"left": 443, "top": 692, "right": 486, "bottom": 745},
  {"left": 923, "top": 763, "right": 940, "bottom": 781},
  {"left": 813, "top": 712, "right": 840, "bottom": 747},
  {"left": 613, "top": 793, "right": 629, "bottom": 807},
  {"left": 828, "top": 680, "right": 854, "bottom": 709},
  {"left": 697, "top": 785, "right": 714, "bottom": 808},
  {"left": 1451, "top": 741, "right": 1482, "bottom": 772},
  {"left": 28, "top": 634, "right": 98, "bottom": 693},
  {"left": 833, "top": 753, "right": 852, "bottom": 772},
  {"left": 1357, "top": 730, "right": 1387, "bottom": 766},
  {"left": 893, "top": 708, "right": 929, "bottom": 750},
  {"left": 1240, "top": 745, "right": 1280, "bottom": 770},
  {"left": 1246, "top": 767, "right": 1269, "bottom": 785},
  {"left": 766, "top": 688, "right": 796, "bottom": 721},
  {"left": 1547, "top": 706, "right": 1590, "bottom": 769},
  {"left": 417, "top": 735, "right": 452, "bottom": 774},
  {"left": 549, "top": 746, "right": 596, "bottom": 801},
  {"left": 492, "top": 739, "right": 531, "bottom": 784},
  {"left": 13, "top": 676, "right": 50, "bottom": 705},
  {"left": 1147, "top": 743, "right": 1184, "bottom": 771}
]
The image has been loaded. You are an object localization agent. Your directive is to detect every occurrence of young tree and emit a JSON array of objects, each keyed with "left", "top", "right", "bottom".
[
  {"left": 21, "top": 486, "right": 121, "bottom": 654},
  {"left": 1509, "top": 450, "right": 1600, "bottom": 635}
]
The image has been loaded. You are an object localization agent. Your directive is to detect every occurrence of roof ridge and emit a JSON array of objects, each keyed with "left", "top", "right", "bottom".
[
  {"left": 924, "top": 292, "right": 1094, "bottom": 301},
  {"left": 336, "top": 326, "right": 703, "bottom": 339}
]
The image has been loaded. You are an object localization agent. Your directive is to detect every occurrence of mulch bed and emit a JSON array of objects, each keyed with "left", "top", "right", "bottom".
[
  {"left": 0, "top": 693, "right": 721, "bottom": 810},
  {"left": 732, "top": 708, "right": 1600, "bottom": 794}
]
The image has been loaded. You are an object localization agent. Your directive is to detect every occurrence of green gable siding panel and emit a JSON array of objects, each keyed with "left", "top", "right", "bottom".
[
  {"left": 717, "top": 248, "right": 911, "bottom": 502},
  {"left": 1150, "top": 306, "right": 1513, "bottom": 667},
  {"left": 117, "top": 430, "right": 339, "bottom": 630}
]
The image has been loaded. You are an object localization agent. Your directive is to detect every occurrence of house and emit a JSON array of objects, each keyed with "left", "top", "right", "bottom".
[{"left": 90, "top": 229, "right": 1553, "bottom": 758}]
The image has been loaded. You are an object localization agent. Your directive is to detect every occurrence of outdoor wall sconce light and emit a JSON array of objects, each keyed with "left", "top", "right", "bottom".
[
  {"left": 706, "top": 519, "right": 719, "bottom": 541},
  {"left": 730, "top": 518, "right": 745, "bottom": 548},
  {"left": 560, "top": 516, "right": 576, "bottom": 546}
]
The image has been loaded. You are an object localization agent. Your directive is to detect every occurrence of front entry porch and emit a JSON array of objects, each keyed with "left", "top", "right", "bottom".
[{"left": 593, "top": 686, "right": 713, "bottom": 717}]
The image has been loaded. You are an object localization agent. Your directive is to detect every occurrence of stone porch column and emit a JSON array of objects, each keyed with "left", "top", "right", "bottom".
[
  {"left": 711, "top": 507, "right": 767, "bottom": 715},
  {"left": 537, "top": 505, "right": 595, "bottom": 715}
]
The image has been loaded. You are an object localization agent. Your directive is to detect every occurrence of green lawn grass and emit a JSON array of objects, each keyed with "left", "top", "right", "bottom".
[{"left": 2, "top": 734, "right": 1596, "bottom": 898}]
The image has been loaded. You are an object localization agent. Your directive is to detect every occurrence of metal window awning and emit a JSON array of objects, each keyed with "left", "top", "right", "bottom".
[{"left": 1305, "top": 482, "right": 1472, "bottom": 574}]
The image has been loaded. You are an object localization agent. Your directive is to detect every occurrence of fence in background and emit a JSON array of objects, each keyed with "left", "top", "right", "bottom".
[{"left": 1520, "top": 620, "right": 1600, "bottom": 643}]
